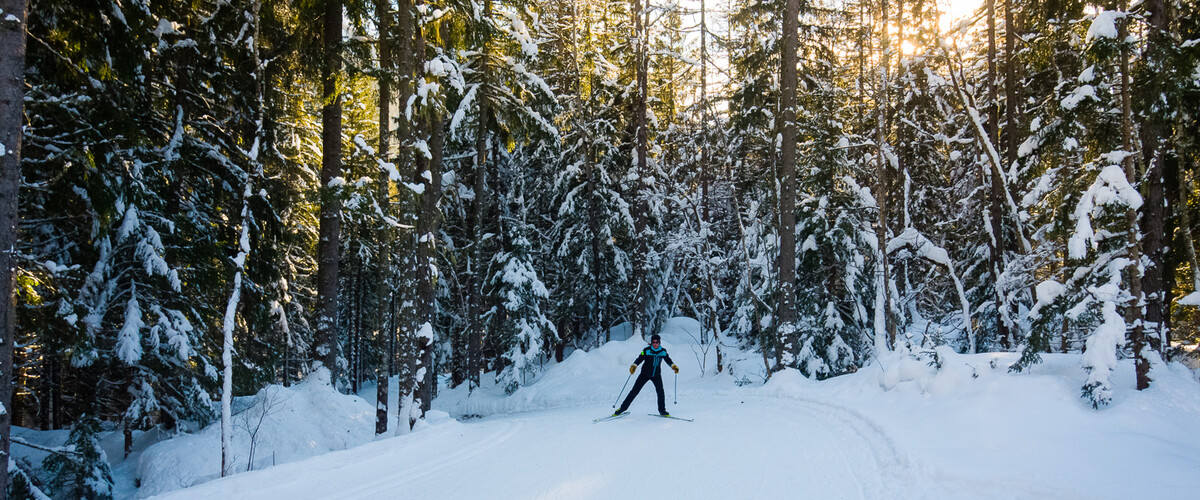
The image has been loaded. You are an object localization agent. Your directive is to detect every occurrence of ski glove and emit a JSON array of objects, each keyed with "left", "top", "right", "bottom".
[
  {"left": 630, "top": 364, "right": 637, "bottom": 374},
  {"left": 672, "top": 364, "right": 679, "bottom": 374}
]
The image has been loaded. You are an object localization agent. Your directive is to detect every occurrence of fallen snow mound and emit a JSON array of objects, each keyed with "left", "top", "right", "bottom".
[{"left": 135, "top": 368, "right": 375, "bottom": 498}]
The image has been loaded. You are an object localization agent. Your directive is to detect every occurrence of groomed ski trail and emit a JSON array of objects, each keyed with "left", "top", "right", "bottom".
[{"left": 149, "top": 394, "right": 912, "bottom": 500}]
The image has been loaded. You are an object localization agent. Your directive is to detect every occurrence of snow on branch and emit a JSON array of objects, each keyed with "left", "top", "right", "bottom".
[
  {"left": 1085, "top": 10, "right": 1125, "bottom": 44},
  {"left": 10, "top": 436, "right": 81, "bottom": 457},
  {"left": 1080, "top": 258, "right": 1130, "bottom": 408},
  {"left": 1068, "top": 164, "right": 1143, "bottom": 259},
  {"left": 887, "top": 228, "right": 976, "bottom": 353},
  {"left": 887, "top": 227, "right": 950, "bottom": 266},
  {"left": 117, "top": 281, "right": 146, "bottom": 364}
]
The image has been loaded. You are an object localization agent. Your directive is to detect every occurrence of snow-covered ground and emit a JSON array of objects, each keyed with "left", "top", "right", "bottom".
[{"left": 14, "top": 318, "right": 1200, "bottom": 499}]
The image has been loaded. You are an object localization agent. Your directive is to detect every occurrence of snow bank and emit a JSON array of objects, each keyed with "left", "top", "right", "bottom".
[
  {"left": 843, "top": 351, "right": 1200, "bottom": 499},
  {"left": 134, "top": 369, "right": 375, "bottom": 498},
  {"left": 746, "top": 346, "right": 1200, "bottom": 499},
  {"left": 127, "top": 317, "right": 1200, "bottom": 500}
]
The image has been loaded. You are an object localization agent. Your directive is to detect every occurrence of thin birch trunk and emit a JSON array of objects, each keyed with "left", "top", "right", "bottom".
[{"left": 221, "top": 0, "right": 266, "bottom": 476}]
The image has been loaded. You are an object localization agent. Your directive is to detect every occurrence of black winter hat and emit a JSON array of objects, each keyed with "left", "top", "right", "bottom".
[{"left": 650, "top": 334, "right": 661, "bottom": 342}]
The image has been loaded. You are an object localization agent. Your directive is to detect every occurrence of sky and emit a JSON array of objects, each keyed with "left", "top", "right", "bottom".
[{"left": 667, "top": 0, "right": 987, "bottom": 108}]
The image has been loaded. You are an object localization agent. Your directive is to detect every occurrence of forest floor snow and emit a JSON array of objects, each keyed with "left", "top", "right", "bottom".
[{"left": 13, "top": 317, "right": 1200, "bottom": 499}]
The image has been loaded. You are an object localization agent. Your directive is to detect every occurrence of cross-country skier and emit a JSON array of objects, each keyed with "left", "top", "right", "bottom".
[{"left": 613, "top": 334, "right": 679, "bottom": 417}]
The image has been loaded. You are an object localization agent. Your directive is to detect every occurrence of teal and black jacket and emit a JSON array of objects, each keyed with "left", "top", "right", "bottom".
[{"left": 634, "top": 345, "right": 675, "bottom": 378}]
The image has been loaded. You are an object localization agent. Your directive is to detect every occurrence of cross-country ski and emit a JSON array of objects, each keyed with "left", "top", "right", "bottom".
[
  {"left": 592, "top": 411, "right": 630, "bottom": 423},
  {"left": 648, "top": 414, "right": 693, "bottom": 422}
]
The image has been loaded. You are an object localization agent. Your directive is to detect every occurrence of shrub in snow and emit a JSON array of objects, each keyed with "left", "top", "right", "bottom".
[
  {"left": 6, "top": 463, "right": 50, "bottom": 500},
  {"left": 43, "top": 415, "right": 114, "bottom": 500}
]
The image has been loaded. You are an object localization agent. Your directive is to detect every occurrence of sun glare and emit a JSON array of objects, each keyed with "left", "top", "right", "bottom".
[{"left": 939, "top": 0, "right": 984, "bottom": 32}]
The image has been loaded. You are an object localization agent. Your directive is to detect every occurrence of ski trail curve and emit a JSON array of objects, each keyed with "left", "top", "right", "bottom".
[
  {"left": 334, "top": 419, "right": 524, "bottom": 498},
  {"left": 782, "top": 396, "right": 907, "bottom": 497}
]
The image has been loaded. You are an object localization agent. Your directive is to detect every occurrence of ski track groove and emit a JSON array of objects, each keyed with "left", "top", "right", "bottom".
[
  {"left": 747, "top": 392, "right": 911, "bottom": 497},
  {"left": 784, "top": 395, "right": 905, "bottom": 469},
  {"left": 333, "top": 420, "right": 524, "bottom": 498},
  {"left": 777, "top": 396, "right": 1085, "bottom": 499},
  {"left": 787, "top": 404, "right": 870, "bottom": 499}
]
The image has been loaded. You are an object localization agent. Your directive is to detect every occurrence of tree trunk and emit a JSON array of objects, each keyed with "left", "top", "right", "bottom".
[
  {"left": 40, "top": 357, "right": 58, "bottom": 429},
  {"left": 468, "top": 1, "right": 492, "bottom": 389},
  {"left": 375, "top": 0, "right": 394, "bottom": 435},
  {"left": 397, "top": 0, "right": 440, "bottom": 428},
  {"left": 124, "top": 423, "right": 133, "bottom": 458},
  {"left": 700, "top": 0, "right": 710, "bottom": 228},
  {"left": 356, "top": 264, "right": 364, "bottom": 389},
  {"left": 318, "top": 0, "right": 344, "bottom": 382},
  {"left": 1007, "top": 0, "right": 1033, "bottom": 348},
  {"left": 987, "top": 0, "right": 1010, "bottom": 349},
  {"left": 0, "top": 0, "right": 27, "bottom": 491},
  {"left": 571, "top": 0, "right": 605, "bottom": 350},
  {"left": 393, "top": 0, "right": 417, "bottom": 399},
  {"left": 874, "top": 0, "right": 896, "bottom": 351},
  {"left": 1139, "top": 0, "right": 1168, "bottom": 356},
  {"left": 631, "top": 0, "right": 651, "bottom": 340},
  {"left": 221, "top": 165, "right": 254, "bottom": 478},
  {"left": 896, "top": 0, "right": 905, "bottom": 228},
  {"left": 411, "top": 3, "right": 444, "bottom": 414},
  {"left": 346, "top": 276, "right": 352, "bottom": 392},
  {"left": 1118, "top": 0, "right": 1149, "bottom": 390},
  {"left": 415, "top": 116, "right": 443, "bottom": 416},
  {"left": 1181, "top": 166, "right": 1200, "bottom": 294},
  {"left": 1003, "top": 0, "right": 1019, "bottom": 178},
  {"left": 349, "top": 265, "right": 363, "bottom": 408},
  {"left": 777, "top": 0, "right": 799, "bottom": 361},
  {"left": 701, "top": 0, "right": 721, "bottom": 372},
  {"left": 895, "top": 0, "right": 911, "bottom": 331},
  {"left": 587, "top": 145, "right": 605, "bottom": 345}
]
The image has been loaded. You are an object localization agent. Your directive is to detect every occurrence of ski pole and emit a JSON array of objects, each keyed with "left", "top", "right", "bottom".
[
  {"left": 612, "top": 371, "right": 634, "bottom": 408},
  {"left": 674, "top": 370, "right": 678, "bottom": 404}
]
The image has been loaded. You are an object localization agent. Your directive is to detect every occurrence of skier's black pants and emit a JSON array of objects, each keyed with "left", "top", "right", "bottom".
[{"left": 618, "top": 373, "right": 666, "bottom": 414}]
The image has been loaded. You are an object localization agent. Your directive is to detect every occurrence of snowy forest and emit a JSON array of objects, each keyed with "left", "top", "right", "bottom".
[{"left": 1, "top": 0, "right": 1199, "bottom": 496}]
